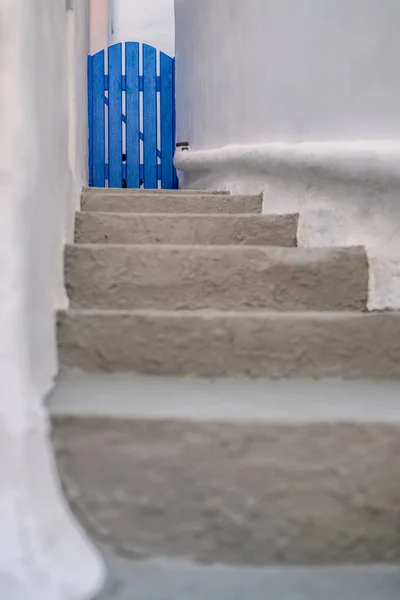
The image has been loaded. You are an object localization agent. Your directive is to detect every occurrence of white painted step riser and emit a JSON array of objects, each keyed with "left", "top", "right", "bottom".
[
  {"left": 94, "top": 555, "right": 400, "bottom": 600},
  {"left": 75, "top": 213, "right": 298, "bottom": 246},
  {"left": 57, "top": 311, "right": 400, "bottom": 379},
  {"left": 81, "top": 193, "right": 261, "bottom": 214},
  {"left": 65, "top": 246, "right": 368, "bottom": 312},
  {"left": 52, "top": 415, "right": 400, "bottom": 565}
]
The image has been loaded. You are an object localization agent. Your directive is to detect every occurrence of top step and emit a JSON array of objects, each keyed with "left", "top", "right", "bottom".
[
  {"left": 82, "top": 189, "right": 263, "bottom": 214},
  {"left": 83, "top": 187, "right": 230, "bottom": 195}
]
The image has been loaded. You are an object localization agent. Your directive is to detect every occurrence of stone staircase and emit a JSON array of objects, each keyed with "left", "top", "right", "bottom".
[
  {"left": 58, "top": 187, "right": 400, "bottom": 379},
  {"left": 51, "top": 188, "right": 400, "bottom": 592}
]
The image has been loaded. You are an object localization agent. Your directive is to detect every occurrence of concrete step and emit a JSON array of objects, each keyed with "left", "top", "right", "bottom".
[
  {"left": 83, "top": 187, "right": 229, "bottom": 195},
  {"left": 81, "top": 191, "right": 262, "bottom": 214},
  {"left": 57, "top": 310, "right": 400, "bottom": 379},
  {"left": 95, "top": 552, "right": 400, "bottom": 600},
  {"left": 65, "top": 245, "right": 368, "bottom": 312},
  {"left": 75, "top": 213, "right": 298, "bottom": 246},
  {"left": 50, "top": 373, "right": 400, "bottom": 566}
]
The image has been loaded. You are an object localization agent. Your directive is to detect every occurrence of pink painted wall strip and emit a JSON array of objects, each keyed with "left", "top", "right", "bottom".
[{"left": 90, "top": 0, "right": 110, "bottom": 55}]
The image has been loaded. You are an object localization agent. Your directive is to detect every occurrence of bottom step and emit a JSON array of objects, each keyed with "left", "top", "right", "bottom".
[
  {"left": 96, "top": 549, "right": 400, "bottom": 600},
  {"left": 57, "top": 310, "right": 400, "bottom": 379},
  {"left": 50, "top": 374, "right": 400, "bottom": 566}
]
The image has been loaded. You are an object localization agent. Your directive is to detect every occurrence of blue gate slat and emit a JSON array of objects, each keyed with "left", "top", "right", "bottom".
[
  {"left": 92, "top": 50, "right": 105, "bottom": 187},
  {"left": 160, "top": 52, "right": 174, "bottom": 190},
  {"left": 108, "top": 43, "right": 123, "bottom": 188},
  {"left": 172, "top": 57, "right": 178, "bottom": 189},
  {"left": 87, "top": 56, "right": 93, "bottom": 186},
  {"left": 125, "top": 42, "right": 140, "bottom": 188},
  {"left": 143, "top": 44, "right": 158, "bottom": 189}
]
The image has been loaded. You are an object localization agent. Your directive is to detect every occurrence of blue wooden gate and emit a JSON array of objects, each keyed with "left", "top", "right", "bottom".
[{"left": 88, "top": 42, "right": 177, "bottom": 189}]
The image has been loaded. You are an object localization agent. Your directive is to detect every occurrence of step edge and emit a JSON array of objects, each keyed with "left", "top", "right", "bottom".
[
  {"left": 58, "top": 308, "right": 379, "bottom": 318},
  {"left": 76, "top": 211, "right": 297, "bottom": 219},
  {"left": 65, "top": 243, "right": 366, "bottom": 253},
  {"left": 81, "top": 194, "right": 263, "bottom": 201},
  {"left": 82, "top": 187, "right": 231, "bottom": 195}
]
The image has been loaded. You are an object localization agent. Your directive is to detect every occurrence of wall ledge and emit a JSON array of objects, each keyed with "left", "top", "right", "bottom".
[{"left": 175, "top": 141, "right": 400, "bottom": 310}]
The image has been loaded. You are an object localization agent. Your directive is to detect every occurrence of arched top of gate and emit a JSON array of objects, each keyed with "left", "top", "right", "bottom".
[{"left": 90, "top": 42, "right": 174, "bottom": 61}]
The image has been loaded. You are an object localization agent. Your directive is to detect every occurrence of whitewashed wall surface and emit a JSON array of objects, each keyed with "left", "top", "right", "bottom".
[
  {"left": 175, "top": 0, "right": 400, "bottom": 310},
  {"left": 112, "top": 0, "right": 175, "bottom": 56},
  {"left": 0, "top": 1, "right": 104, "bottom": 598}
]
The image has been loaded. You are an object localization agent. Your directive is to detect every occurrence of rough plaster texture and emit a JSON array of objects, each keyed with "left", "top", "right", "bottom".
[
  {"left": 81, "top": 192, "right": 262, "bottom": 214},
  {"left": 75, "top": 212, "right": 298, "bottom": 246},
  {"left": 65, "top": 245, "right": 368, "bottom": 312},
  {"left": 175, "top": 0, "right": 400, "bottom": 309},
  {"left": 52, "top": 415, "right": 400, "bottom": 565},
  {"left": 112, "top": 0, "right": 175, "bottom": 56},
  {"left": 0, "top": 1, "right": 104, "bottom": 598},
  {"left": 57, "top": 310, "right": 400, "bottom": 379}
]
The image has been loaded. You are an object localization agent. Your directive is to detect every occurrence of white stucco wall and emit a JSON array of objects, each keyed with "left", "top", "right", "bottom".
[
  {"left": 175, "top": 0, "right": 400, "bottom": 309},
  {"left": 112, "top": 0, "right": 175, "bottom": 56},
  {"left": 0, "top": 1, "right": 104, "bottom": 598},
  {"left": 176, "top": 0, "right": 400, "bottom": 149},
  {"left": 29, "top": 0, "right": 92, "bottom": 398}
]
